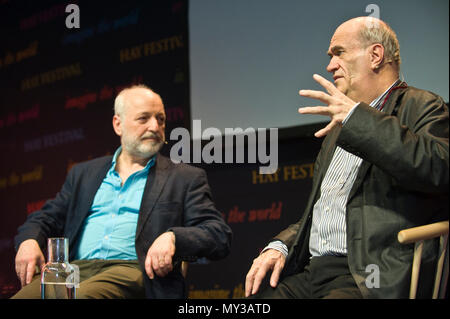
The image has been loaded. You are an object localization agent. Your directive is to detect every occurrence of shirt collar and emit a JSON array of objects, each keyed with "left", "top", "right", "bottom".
[
  {"left": 370, "top": 79, "right": 401, "bottom": 109},
  {"left": 111, "top": 146, "right": 156, "bottom": 173}
]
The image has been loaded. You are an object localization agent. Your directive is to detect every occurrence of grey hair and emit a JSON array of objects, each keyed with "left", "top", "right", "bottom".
[
  {"left": 114, "top": 84, "right": 154, "bottom": 118},
  {"left": 358, "top": 19, "right": 401, "bottom": 69}
]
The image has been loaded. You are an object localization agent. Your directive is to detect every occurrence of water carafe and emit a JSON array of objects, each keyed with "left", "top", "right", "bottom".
[{"left": 40, "top": 237, "right": 78, "bottom": 299}]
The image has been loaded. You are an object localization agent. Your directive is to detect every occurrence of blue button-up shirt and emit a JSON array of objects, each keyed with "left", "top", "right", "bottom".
[{"left": 74, "top": 147, "right": 155, "bottom": 260}]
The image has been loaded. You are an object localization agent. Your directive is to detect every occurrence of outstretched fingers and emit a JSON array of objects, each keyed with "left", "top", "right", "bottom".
[{"left": 312, "top": 73, "right": 341, "bottom": 95}]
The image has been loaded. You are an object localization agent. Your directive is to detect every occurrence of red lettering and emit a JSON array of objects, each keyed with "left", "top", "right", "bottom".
[
  {"left": 227, "top": 206, "right": 246, "bottom": 223},
  {"left": 248, "top": 202, "right": 283, "bottom": 222},
  {"left": 26, "top": 199, "right": 47, "bottom": 215},
  {"left": 18, "top": 104, "right": 40, "bottom": 122}
]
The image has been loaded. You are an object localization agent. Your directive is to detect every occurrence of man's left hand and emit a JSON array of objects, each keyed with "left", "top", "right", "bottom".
[
  {"left": 145, "top": 231, "right": 176, "bottom": 279},
  {"left": 298, "top": 74, "right": 357, "bottom": 138}
]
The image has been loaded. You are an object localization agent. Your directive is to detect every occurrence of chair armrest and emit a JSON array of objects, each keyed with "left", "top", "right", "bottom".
[{"left": 398, "top": 221, "right": 449, "bottom": 244}]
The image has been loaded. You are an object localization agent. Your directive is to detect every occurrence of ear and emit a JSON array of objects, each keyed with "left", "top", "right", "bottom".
[
  {"left": 369, "top": 43, "right": 385, "bottom": 70},
  {"left": 112, "top": 114, "right": 122, "bottom": 137}
]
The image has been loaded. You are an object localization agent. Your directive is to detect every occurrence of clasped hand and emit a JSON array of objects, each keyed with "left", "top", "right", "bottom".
[{"left": 299, "top": 74, "right": 357, "bottom": 137}]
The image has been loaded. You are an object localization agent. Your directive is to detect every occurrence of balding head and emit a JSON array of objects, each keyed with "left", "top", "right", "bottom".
[
  {"left": 326, "top": 17, "right": 401, "bottom": 103},
  {"left": 338, "top": 17, "right": 401, "bottom": 70},
  {"left": 114, "top": 85, "right": 164, "bottom": 119}
]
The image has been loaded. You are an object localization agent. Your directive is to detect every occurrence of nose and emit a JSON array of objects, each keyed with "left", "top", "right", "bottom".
[
  {"left": 147, "top": 116, "right": 160, "bottom": 132},
  {"left": 326, "top": 56, "right": 339, "bottom": 74}
]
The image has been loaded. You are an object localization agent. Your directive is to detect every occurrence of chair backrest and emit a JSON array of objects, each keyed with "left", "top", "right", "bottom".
[{"left": 398, "top": 220, "right": 449, "bottom": 299}]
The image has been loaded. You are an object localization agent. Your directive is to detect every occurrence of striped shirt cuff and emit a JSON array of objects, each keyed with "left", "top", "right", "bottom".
[{"left": 261, "top": 240, "right": 288, "bottom": 257}]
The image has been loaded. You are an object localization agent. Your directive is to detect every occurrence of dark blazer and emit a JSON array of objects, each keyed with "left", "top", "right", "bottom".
[
  {"left": 275, "top": 84, "right": 449, "bottom": 298},
  {"left": 15, "top": 153, "right": 233, "bottom": 298}
]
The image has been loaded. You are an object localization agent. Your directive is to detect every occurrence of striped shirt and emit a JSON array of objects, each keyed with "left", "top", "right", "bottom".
[
  {"left": 265, "top": 79, "right": 400, "bottom": 257},
  {"left": 309, "top": 79, "right": 400, "bottom": 256}
]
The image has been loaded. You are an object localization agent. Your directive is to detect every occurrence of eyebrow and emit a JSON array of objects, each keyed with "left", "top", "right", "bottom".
[
  {"left": 135, "top": 112, "right": 151, "bottom": 117},
  {"left": 327, "top": 45, "right": 345, "bottom": 57},
  {"left": 135, "top": 111, "right": 165, "bottom": 116}
]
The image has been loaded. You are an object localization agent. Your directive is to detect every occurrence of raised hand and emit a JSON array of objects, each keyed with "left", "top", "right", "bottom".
[{"left": 298, "top": 74, "right": 357, "bottom": 138}]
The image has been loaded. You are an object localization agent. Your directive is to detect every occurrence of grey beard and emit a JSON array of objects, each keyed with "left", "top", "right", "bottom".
[{"left": 123, "top": 139, "right": 163, "bottom": 159}]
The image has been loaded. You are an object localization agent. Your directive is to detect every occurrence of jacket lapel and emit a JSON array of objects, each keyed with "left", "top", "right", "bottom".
[
  {"left": 69, "top": 157, "right": 111, "bottom": 252},
  {"left": 136, "top": 153, "right": 171, "bottom": 239},
  {"left": 79, "top": 161, "right": 111, "bottom": 218},
  {"left": 317, "top": 125, "right": 340, "bottom": 182},
  {"left": 347, "top": 84, "right": 407, "bottom": 202},
  {"left": 381, "top": 81, "right": 407, "bottom": 115}
]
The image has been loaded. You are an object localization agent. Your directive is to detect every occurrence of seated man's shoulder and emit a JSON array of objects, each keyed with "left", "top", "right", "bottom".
[
  {"left": 69, "top": 155, "right": 113, "bottom": 174},
  {"left": 396, "top": 86, "right": 448, "bottom": 121},
  {"left": 402, "top": 85, "right": 446, "bottom": 105},
  {"left": 158, "top": 154, "right": 205, "bottom": 177}
]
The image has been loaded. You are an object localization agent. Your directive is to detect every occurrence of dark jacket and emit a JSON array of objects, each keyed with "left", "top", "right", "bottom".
[
  {"left": 275, "top": 84, "right": 449, "bottom": 298},
  {"left": 15, "top": 153, "right": 232, "bottom": 298}
]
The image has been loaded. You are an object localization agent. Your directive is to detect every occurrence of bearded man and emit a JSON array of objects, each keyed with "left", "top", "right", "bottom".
[{"left": 12, "top": 85, "right": 232, "bottom": 299}]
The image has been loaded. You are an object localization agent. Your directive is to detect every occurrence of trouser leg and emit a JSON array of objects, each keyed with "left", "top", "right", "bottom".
[
  {"left": 10, "top": 268, "right": 41, "bottom": 299},
  {"left": 75, "top": 260, "right": 145, "bottom": 299},
  {"left": 250, "top": 264, "right": 313, "bottom": 298},
  {"left": 251, "top": 256, "right": 363, "bottom": 299}
]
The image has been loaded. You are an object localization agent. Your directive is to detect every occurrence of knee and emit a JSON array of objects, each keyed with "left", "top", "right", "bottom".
[{"left": 10, "top": 277, "right": 41, "bottom": 299}]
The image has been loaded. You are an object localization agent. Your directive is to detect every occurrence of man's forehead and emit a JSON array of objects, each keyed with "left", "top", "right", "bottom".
[
  {"left": 327, "top": 33, "right": 345, "bottom": 54},
  {"left": 125, "top": 88, "right": 162, "bottom": 104},
  {"left": 328, "top": 25, "right": 361, "bottom": 51},
  {"left": 125, "top": 87, "right": 155, "bottom": 98},
  {"left": 122, "top": 89, "right": 164, "bottom": 114}
]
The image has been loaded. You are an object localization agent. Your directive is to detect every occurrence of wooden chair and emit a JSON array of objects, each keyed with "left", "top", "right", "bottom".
[
  {"left": 181, "top": 261, "right": 189, "bottom": 278},
  {"left": 398, "top": 220, "right": 449, "bottom": 299}
]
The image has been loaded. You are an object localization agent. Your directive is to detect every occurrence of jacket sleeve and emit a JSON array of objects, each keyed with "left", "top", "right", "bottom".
[
  {"left": 338, "top": 91, "right": 449, "bottom": 193},
  {"left": 14, "top": 166, "right": 75, "bottom": 251},
  {"left": 168, "top": 168, "right": 232, "bottom": 261}
]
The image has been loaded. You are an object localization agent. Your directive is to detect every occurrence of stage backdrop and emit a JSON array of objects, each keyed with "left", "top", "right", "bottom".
[
  {"left": 185, "top": 129, "right": 323, "bottom": 298},
  {"left": 0, "top": 0, "right": 324, "bottom": 299}
]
